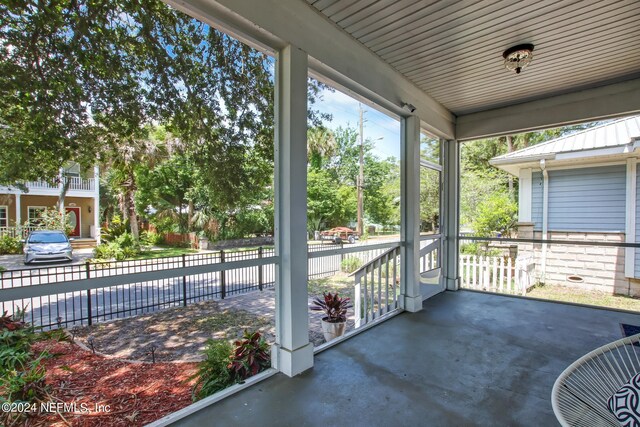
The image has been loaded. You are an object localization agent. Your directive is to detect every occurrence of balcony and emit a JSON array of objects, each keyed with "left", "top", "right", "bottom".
[
  {"left": 158, "top": 290, "right": 640, "bottom": 426},
  {"left": 25, "top": 177, "right": 95, "bottom": 193}
]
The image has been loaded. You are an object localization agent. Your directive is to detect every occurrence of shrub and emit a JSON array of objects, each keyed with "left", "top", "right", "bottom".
[
  {"left": 228, "top": 331, "right": 270, "bottom": 382},
  {"left": 100, "top": 215, "right": 129, "bottom": 243},
  {"left": 0, "top": 235, "right": 22, "bottom": 255},
  {"left": 191, "top": 340, "right": 234, "bottom": 401},
  {"left": 0, "top": 309, "right": 57, "bottom": 426},
  {"left": 340, "top": 257, "right": 362, "bottom": 273},
  {"left": 191, "top": 331, "right": 271, "bottom": 401},
  {"left": 25, "top": 207, "right": 73, "bottom": 235},
  {"left": 93, "top": 232, "right": 141, "bottom": 260},
  {"left": 471, "top": 192, "right": 517, "bottom": 238},
  {"left": 115, "top": 232, "right": 137, "bottom": 249},
  {"left": 141, "top": 230, "right": 163, "bottom": 246}
]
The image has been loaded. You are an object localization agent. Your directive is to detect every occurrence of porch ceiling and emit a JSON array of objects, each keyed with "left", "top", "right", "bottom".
[
  {"left": 307, "top": 0, "right": 640, "bottom": 116},
  {"left": 172, "top": 0, "right": 640, "bottom": 139}
]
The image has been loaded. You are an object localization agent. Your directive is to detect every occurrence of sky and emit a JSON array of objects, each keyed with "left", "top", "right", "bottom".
[{"left": 313, "top": 87, "right": 401, "bottom": 160}]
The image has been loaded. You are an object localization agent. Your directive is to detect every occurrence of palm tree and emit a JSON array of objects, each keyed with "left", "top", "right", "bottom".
[
  {"left": 307, "top": 126, "right": 336, "bottom": 169},
  {"left": 104, "top": 128, "right": 169, "bottom": 241}
]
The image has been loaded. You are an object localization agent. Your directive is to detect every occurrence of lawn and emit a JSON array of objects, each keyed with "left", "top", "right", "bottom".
[
  {"left": 527, "top": 284, "right": 640, "bottom": 312},
  {"left": 308, "top": 273, "right": 353, "bottom": 297},
  {"left": 129, "top": 246, "right": 198, "bottom": 260},
  {"left": 125, "top": 245, "right": 273, "bottom": 261}
]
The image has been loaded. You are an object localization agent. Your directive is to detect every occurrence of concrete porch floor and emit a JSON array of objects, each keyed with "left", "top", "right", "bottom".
[{"left": 170, "top": 291, "right": 640, "bottom": 426}]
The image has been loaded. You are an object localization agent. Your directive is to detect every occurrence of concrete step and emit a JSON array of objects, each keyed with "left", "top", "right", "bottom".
[{"left": 71, "top": 238, "right": 97, "bottom": 249}]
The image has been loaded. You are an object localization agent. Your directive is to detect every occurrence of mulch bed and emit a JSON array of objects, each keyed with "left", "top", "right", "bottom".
[{"left": 25, "top": 339, "right": 197, "bottom": 427}]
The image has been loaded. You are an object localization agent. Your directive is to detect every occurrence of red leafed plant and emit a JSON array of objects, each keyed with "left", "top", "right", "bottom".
[
  {"left": 0, "top": 310, "right": 27, "bottom": 331},
  {"left": 310, "top": 292, "right": 352, "bottom": 323},
  {"left": 228, "top": 331, "right": 270, "bottom": 381}
]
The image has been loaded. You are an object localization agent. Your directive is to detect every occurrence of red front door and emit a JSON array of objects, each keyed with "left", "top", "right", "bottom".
[{"left": 65, "top": 207, "right": 81, "bottom": 237}]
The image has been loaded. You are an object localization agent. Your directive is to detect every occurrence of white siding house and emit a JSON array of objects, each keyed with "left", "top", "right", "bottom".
[{"left": 490, "top": 116, "right": 640, "bottom": 295}]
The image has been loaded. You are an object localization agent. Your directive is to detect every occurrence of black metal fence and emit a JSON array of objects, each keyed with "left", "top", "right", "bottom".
[
  {"left": 0, "top": 243, "right": 395, "bottom": 330},
  {"left": 1, "top": 248, "right": 276, "bottom": 329}
]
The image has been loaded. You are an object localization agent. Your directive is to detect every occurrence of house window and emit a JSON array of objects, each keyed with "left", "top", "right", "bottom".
[
  {"left": 64, "top": 163, "right": 81, "bottom": 178},
  {"left": 0, "top": 206, "right": 7, "bottom": 228},
  {"left": 27, "top": 206, "right": 47, "bottom": 226}
]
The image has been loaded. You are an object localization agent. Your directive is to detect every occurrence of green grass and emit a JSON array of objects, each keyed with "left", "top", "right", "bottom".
[
  {"left": 308, "top": 273, "right": 353, "bottom": 297},
  {"left": 127, "top": 247, "right": 198, "bottom": 260},
  {"left": 527, "top": 284, "right": 640, "bottom": 312}
]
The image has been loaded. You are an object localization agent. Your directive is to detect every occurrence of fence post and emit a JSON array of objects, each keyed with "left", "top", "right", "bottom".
[
  {"left": 258, "top": 247, "right": 264, "bottom": 291},
  {"left": 85, "top": 261, "right": 92, "bottom": 326},
  {"left": 182, "top": 254, "right": 187, "bottom": 307},
  {"left": 220, "top": 249, "right": 226, "bottom": 299}
]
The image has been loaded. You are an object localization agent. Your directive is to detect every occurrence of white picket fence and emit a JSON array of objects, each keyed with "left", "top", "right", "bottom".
[{"left": 460, "top": 255, "right": 535, "bottom": 296}]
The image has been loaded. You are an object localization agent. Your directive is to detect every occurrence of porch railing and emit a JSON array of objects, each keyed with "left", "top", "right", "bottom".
[
  {"left": 24, "top": 177, "right": 95, "bottom": 192},
  {"left": 0, "top": 226, "right": 39, "bottom": 239},
  {"left": 420, "top": 235, "right": 441, "bottom": 275},
  {"left": 350, "top": 245, "right": 401, "bottom": 328},
  {"left": 0, "top": 242, "right": 400, "bottom": 330}
]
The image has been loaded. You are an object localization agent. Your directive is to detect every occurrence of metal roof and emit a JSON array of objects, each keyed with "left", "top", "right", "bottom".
[
  {"left": 491, "top": 115, "right": 640, "bottom": 163},
  {"left": 306, "top": 0, "right": 640, "bottom": 116}
]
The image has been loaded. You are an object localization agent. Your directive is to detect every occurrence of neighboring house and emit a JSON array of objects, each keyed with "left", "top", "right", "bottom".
[
  {"left": 0, "top": 164, "right": 100, "bottom": 244},
  {"left": 490, "top": 116, "right": 640, "bottom": 296}
]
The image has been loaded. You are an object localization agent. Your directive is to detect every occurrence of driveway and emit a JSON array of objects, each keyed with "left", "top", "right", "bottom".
[{"left": 0, "top": 248, "right": 95, "bottom": 271}]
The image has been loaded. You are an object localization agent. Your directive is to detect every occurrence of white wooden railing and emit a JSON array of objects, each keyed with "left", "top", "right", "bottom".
[
  {"left": 0, "top": 226, "right": 39, "bottom": 239},
  {"left": 419, "top": 236, "right": 441, "bottom": 275},
  {"left": 460, "top": 255, "right": 535, "bottom": 295},
  {"left": 350, "top": 245, "right": 401, "bottom": 328},
  {"left": 24, "top": 177, "right": 95, "bottom": 191}
]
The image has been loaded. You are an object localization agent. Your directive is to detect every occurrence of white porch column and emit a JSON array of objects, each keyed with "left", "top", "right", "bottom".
[
  {"left": 518, "top": 168, "right": 532, "bottom": 223},
  {"left": 15, "top": 192, "right": 21, "bottom": 228},
  {"left": 94, "top": 166, "right": 101, "bottom": 244},
  {"left": 625, "top": 159, "right": 637, "bottom": 278},
  {"left": 442, "top": 139, "right": 460, "bottom": 290},
  {"left": 272, "top": 44, "right": 313, "bottom": 377},
  {"left": 399, "top": 115, "right": 422, "bottom": 311}
]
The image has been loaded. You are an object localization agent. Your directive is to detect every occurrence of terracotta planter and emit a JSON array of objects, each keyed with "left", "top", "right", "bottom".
[{"left": 320, "top": 318, "right": 346, "bottom": 342}]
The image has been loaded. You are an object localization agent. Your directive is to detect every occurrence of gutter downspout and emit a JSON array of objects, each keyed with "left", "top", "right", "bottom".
[{"left": 541, "top": 159, "right": 548, "bottom": 284}]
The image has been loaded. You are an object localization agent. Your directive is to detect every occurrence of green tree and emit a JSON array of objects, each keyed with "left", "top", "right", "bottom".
[
  {"left": 471, "top": 192, "right": 518, "bottom": 237},
  {"left": 307, "top": 126, "right": 336, "bottom": 170}
]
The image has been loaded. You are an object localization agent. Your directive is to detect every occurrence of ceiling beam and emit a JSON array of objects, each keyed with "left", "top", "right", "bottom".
[
  {"left": 165, "top": 0, "right": 456, "bottom": 139},
  {"left": 456, "top": 78, "right": 640, "bottom": 141}
]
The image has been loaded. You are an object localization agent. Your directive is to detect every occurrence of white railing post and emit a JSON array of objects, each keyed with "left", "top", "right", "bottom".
[
  {"left": 507, "top": 257, "right": 513, "bottom": 294},
  {"left": 354, "top": 276, "right": 362, "bottom": 328}
]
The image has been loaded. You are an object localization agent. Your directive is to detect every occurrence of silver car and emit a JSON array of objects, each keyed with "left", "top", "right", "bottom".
[{"left": 23, "top": 230, "right": 73, "bottom": 264}]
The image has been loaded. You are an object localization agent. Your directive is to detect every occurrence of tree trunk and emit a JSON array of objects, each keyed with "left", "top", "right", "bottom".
[
  {"left": 506, "top": 135, "right": 514, "bottom": 195},
  {"left": 187, "top": 200, "right": 194, "bottom": 231},
  {"left": 123, "top": 172, "right": 139, "bottom": 241},
  {"left": 56, "top": 173, "right": 72, "bottom": 214}
]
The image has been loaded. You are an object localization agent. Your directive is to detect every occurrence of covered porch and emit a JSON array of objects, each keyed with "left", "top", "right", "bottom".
[
  {"left": 140, "top": 0, "right": 640, "bottom": 424},
  {"left": 158, "top": 290, "right": 640, "bottom": 426},
  {"left": 1, "top": 0, "right": 636, "bottom": 424}
]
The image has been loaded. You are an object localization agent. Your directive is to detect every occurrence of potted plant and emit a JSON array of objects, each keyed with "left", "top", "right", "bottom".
[{"left": 310, "top": 292, "right": 352, "bottom": 342}]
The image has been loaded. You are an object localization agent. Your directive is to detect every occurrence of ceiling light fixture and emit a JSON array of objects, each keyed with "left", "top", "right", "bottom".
[{"left": 503, "top": 43, "right": 534, "bottom": 74}]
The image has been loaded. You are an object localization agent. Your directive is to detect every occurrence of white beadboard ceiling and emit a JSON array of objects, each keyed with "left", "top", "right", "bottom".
[{"left": 306, "top": 0, "right": 640, "bottom": 116}]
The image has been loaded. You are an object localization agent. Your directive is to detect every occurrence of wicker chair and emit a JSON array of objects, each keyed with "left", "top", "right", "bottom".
[{"left": 552, "top": 333, "right": 640, "bottom": 426}]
